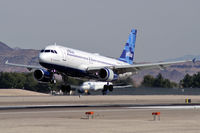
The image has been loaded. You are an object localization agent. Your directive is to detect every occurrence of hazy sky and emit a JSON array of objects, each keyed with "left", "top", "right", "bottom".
[{"left": 0, "top": 0, "right": 200, "bottom": 62}]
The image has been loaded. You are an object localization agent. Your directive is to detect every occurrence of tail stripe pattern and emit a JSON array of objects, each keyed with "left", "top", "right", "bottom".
[{"left": 118, "top": 29, "right": 137, "bottom": 65}]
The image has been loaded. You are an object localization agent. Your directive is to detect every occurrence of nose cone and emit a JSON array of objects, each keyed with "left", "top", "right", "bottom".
[{"left": 39, "top": 53, "right": 49, "bottom": 63}]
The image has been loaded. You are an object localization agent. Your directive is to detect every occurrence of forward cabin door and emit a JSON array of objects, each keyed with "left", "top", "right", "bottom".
[{"left": 61, "top": 48, "right": 67, "bottom": 62}]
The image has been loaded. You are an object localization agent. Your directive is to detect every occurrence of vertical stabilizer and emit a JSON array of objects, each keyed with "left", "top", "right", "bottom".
[{"left": 118, "top": 29, "right": 137, "bottom": 65}]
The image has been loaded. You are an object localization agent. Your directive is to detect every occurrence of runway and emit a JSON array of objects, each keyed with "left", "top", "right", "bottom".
[
  {"left": 1, "top": 103, "right": 200, "bottom": 110},
  {"left": 0, "top": 95, "right": 200, "bottom": 133}
]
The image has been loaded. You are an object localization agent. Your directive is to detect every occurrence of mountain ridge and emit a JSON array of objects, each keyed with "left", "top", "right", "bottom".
[
  {"left": 0, "top": 41, "right": 39, "bottom": 72},
  {"left": 0, "top": 41, "right": 13, "bottom": 52}
]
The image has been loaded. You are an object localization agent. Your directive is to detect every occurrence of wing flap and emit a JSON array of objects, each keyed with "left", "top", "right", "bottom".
[{"left": 87, "top": 60, "right": 193, "bottom": 74}]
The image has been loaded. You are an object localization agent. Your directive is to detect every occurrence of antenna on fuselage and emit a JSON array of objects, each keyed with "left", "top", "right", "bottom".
[{"left": 54, "top": 42, "right": 57, "bottom": 46}]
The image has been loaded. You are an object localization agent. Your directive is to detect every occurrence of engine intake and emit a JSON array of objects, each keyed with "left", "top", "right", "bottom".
[
  {"left": 98, "top": 68, "right": 118, "bottom": 81},
  {"left": 34, "top": 69, "right": 53, "bottom": 82}
]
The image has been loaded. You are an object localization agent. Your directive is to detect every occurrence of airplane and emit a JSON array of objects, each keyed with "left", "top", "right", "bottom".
[
  {"left": 77, "top": 81, "right": 132, "bottom": 95},
  {"left": 77, "top": 81, "right": 113, "bottom": 95},
  {"left": 5, "top": 28, "right": 195, "bottom": 94}
]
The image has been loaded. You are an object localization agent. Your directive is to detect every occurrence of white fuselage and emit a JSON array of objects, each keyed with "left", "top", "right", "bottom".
[{"left": 39, "top": 45, "right": 129, "bottom": 78}]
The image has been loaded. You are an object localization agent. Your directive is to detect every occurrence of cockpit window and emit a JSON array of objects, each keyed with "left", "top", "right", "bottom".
[
  {"left": 44, "top": 50, "right": 50, "bottom": 53},
  {"left": 42, "top": 49, "right": 58, "bottom": 54}
]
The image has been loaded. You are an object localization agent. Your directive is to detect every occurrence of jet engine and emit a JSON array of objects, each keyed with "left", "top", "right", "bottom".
[
  {"left": 98, "top": 68, "right": 118, "bottom": 81},
  {"left": 34, "top": 69, "right": 53, "bottom": 82}
]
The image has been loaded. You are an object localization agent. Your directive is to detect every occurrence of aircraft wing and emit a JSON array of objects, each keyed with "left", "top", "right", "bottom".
[
  {"left": 87, "top": 59, "right": 194, "bottom": 74},
  {"left": 113, "top": 85, "right": 133, "bottom": 89},
  {"left": 5, "top": 60, "right": 41, "bottom": 71}
]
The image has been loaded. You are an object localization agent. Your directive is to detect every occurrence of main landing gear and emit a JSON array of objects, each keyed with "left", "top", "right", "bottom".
[
  {"left": 50, "top": 77, "right": 56, "bottom": 84},
  {"left": 102, "top": 84, "right": 113, "bottom": 95},
  {"left": 61, "top": 75, "right": 72, "bottom": 95},
  {"left": 61, "top": 85, "right": 72, "bottom": 94}
]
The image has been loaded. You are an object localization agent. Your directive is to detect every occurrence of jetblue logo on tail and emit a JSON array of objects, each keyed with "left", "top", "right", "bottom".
[{"left": 118, "top": 29, "right": 137, "bottom": 65}]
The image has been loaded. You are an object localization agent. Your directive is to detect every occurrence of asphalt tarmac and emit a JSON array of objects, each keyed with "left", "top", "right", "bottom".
[{"left": 0, "top": 95, "right": 200, "bottom": 133}]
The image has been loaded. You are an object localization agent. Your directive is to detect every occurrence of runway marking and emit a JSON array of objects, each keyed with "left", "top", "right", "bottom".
[
  {"left": 127, "top": 105, "right": 200, "bottom": 109},
  {"left": 1, "top": 105, "right": 199, "bottom": 115},
  {"left": 0, "top": 109, "right": 134, "bottom": 115},
  {"left": 1, "top": 104, "right": 200, "bottom": 115}
]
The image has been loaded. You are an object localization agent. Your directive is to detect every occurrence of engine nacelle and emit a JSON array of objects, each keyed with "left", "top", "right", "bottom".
[
  {"left": 34, "top": 69, "right": 53, "bottom": 82},
  {"left": 98, "top": 68, "right": 118, "bottom": 81}
]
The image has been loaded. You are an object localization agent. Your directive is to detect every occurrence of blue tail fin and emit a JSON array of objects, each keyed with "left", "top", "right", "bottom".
[{"left": 118, "top": 29, "right": 137, "bottom": 65}]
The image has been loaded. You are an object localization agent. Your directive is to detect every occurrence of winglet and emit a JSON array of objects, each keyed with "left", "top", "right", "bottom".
[{"left": 5, "top": 60, "right": 8, "bottom": 64}]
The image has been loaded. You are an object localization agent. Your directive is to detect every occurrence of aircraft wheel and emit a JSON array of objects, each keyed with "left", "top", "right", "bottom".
[
  {"left": 61, "top": 85, "right": 71, "bottom": 94},
  {"left": 66, "top": 85, "right": 71, "bottom": 93},
  {"left": 103, "top": 85, "right": 108, "bottom": 91},
  {"left": 61, "top": 85, "right": 66, "bottom": 94},
  {"left": 108, "top": 85, "right": 113, "bottom": 92},
  {"left": 50, "top": 79, "right": 56, "bottom": 84},
  {"left": 102, "top": 85, "right": 108, "bottom": 95}
]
